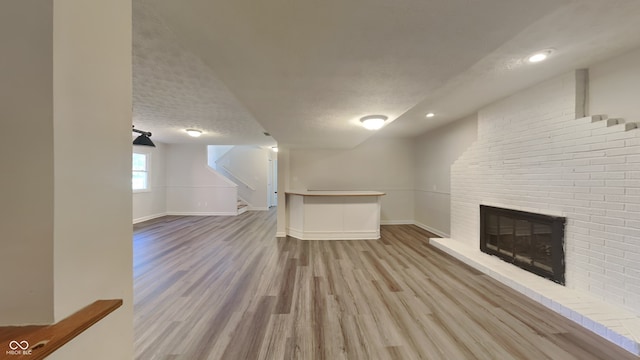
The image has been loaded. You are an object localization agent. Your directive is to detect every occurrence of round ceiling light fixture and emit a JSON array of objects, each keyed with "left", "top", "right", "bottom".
[
  {"left": 528, "top": 49, "right": 554, "bottom": 63},
  {"left": 360, "top": 115, "right": 388, "bottom": 130},
  {"left": 185, "top": 129, "right": 202, "bottom": 137},
  {"left": 425, "top": 112, "right": 435, "bottom": 118}
]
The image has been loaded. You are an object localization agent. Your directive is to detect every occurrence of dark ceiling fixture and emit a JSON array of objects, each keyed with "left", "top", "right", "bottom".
[{"left": 132, "top": 125, "right": 155, "bottom": 147}]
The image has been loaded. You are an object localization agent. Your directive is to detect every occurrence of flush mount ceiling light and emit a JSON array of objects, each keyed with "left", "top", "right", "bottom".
[
  {"left": 425, "top": 112, "right": 435, "bottom": 118},
  {"left": 271, "top": 146, "right": 279, "bottom": 152},
  {"left": 132, "top": 125, "right": 155, "bottom": 147},
  {"left": 185, "top": 129, "right": 202, "bottom": 137},
  {"left": 360, "top": 115, "right": 388, "bottom": 130},
  {"left": 528, "top": 49, "right": 554, "bottom": 63}
]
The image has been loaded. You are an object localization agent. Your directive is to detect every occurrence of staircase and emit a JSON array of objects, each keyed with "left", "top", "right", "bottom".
[
  {"left": 207, "top": 145, "right": 256, "bottom": 216},
  {"left": 237, "top": 199, "right": 249, "bottom": 215}
]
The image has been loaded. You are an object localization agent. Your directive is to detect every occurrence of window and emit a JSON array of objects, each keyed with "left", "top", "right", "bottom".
[{"left": 132, "top": 153, "right": 149, "bottom": 191}]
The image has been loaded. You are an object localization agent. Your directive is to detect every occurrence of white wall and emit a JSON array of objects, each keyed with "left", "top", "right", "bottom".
[
  {"left": 134, "top": 143, "right": 271, "bottom": 220},
  {"left": 0, "top": 0, "right": 54, "bottom": 325},
  {"left": 1, "top": 1, "right": 133, "bottom": 358},
  {"left": 166, "top": 144, "right": 237, "bottom": 215},
  {"left": 451, "top": 70, "right": 640, "bottom": 314},
  {"left": 590, "top": 47, "right": 640, "bottom": 123},
  {"left": 289, "top": 138, "right": 415, "bottom": 223},
  {"left": 207, "top": 145, "right": 234, "bottom": 170},
  {"left": 413, "top": 115, "right": 477, "bottom": 236},
  {"left": 51, "top": 1, "right": 133, "bottom": 359},
  {"left": 216, "top": 146, "right": 270, "bottom": 209},
  {"left": 133, "top": 142, "right": 167, "bottom": 223}
]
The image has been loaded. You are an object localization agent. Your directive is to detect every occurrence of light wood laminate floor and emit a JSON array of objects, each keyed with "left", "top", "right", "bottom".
[{"left": 133, "top": 209, "right": 638, "bottom": 359}]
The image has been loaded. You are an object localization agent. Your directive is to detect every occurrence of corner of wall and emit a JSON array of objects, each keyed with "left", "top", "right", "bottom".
[{"left": 575, "top": 68, "right": 588, "bottom": 118}]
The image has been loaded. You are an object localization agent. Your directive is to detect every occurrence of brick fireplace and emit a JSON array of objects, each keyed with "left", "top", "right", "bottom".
[
  {"left": 433, "top": 70, "right": 640, "bottom": 354},
  {"left": 480, "top": 205, "right": 566, "bottom": 285}
]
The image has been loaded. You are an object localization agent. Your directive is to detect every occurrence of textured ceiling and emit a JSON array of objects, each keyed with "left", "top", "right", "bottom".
[
  {"left": 133, "top": 0, "right": 640, "bottom": 148},
  {"left": 133, "top": 2, "right": 274, "bottom": 145},
  {"left": 381, "top": 0, "right": 640, "bottom": 138}
]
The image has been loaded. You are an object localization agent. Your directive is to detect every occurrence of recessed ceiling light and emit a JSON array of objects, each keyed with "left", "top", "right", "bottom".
[
  {"left": 528, "top": 49, "right": 554, "bottom": 63},
  {"left": 426, "top": 112, "right": 435, "bottom": 118},
  {"left": 528, "top": 53, "right": 547, "bottom": 63},
  {"left": 185, "top": 129, "right": 202, "bottom": 137},
  {"left": 360, "top": 115, "right": 388, "bottom": 130}
]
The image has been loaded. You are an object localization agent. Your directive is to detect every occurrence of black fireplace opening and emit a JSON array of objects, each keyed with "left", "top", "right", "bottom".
[{"left": 480, "top": 205, "right": 566, "bottom": 285}]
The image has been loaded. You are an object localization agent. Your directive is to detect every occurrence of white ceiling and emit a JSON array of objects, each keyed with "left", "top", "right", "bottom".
[
  {"left": 133, "top": 0, "right": 640, "bottom": 148},
  {"left": 133, "top": 2, "right": 272, "bottom": 145}
]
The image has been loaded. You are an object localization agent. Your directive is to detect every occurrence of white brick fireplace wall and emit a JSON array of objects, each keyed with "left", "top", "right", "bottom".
[{"left": 435, "top": 70, "right": 640, "bottom": 354}]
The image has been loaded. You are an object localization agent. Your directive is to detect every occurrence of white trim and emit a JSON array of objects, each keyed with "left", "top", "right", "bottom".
[
  {"left": 307, "top": 187, "right": 414, "bottom": 192},
  {"left": 166, "top": 211, "right": 237, "bottom": 216},
  {"left": 248, "top": 206, "right": 269, "bottom": 211},
  {"left": 132, "top": 152, "right": 151, "bottom": 191},
  {"left": 380, "top": 220, "right": 414, "bottom": 225},
  {"left": 292, "top": 190, "right": 385, "bottom": 196},
  {"left": 287, "top": 227, "right": 304, "bottom": 239},
  {"left": 287, "top": 227, "right": 379, "bottom": 240},
  {"left": 221, "top": 165, "right": 256, "bottom": 190},
  {"left": 165, "top": 185, "right": 237, "bottom": 189},
  {"left": 414, "top": 188, "right": 450, "bottom": 195},
  {"left": 205, "top": 165, "right": 239, "bottom": 187},
  {"left": 414, "top": 221, "right": 450, "bottom": 238},
  {"left": 133, "top": 212, "right": 167, "bottom": 224},
  {"left": 275, "top": 231, "right": 287, "bottom": 238}
]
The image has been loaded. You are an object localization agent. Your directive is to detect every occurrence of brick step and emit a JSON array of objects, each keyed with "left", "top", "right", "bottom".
[
  {"left": 589, "top": 114, "right": 639, "bottom": 133},
  {"left": 607, "top": 118, "right": 624, "bottom": 127},
  {"left": 590, "top": 114, "right": 608, "bottom": 122},
  {"left": 625, "top": 122, "right": 639, "bottom": 131},
  {"left": 606, "top": 118, "right": 624, "bottom": 126}
]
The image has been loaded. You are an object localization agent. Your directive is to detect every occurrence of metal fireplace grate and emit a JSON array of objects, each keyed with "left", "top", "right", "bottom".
[{"left": 480, "top": 205, "right": 566, "bottom": 285}]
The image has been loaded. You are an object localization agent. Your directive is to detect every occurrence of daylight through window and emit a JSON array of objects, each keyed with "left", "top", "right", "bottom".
[{"left": 132, "top": 153, "right": 148, "bottom": 190}]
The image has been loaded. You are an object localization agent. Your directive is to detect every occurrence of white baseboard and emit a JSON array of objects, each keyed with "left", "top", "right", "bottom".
[
  {"left": 414, "top": 221, "right": 449, "bottom": 238},
  {"left": 287, "top": 227, "right": 379, "bottom": 240},
  {"left": 165, "top": 211, "right": 237, "bottom": 216},
  {"left": 248, "top": 206, "right": 269, "bottom": 211},
  {"left": 380, "top": 220, "right": 414, "bottom": 225},
  {"left": 133, "top": 213, "right": 167, "bottom": 224},
  {"left": 276, "top": 231, "right": 287, "bottom": 238}
]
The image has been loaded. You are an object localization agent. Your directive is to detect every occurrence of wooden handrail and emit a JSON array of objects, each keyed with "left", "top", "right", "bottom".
[{"left": 0, "top": 299, "right": 122, "bottom": 359}]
